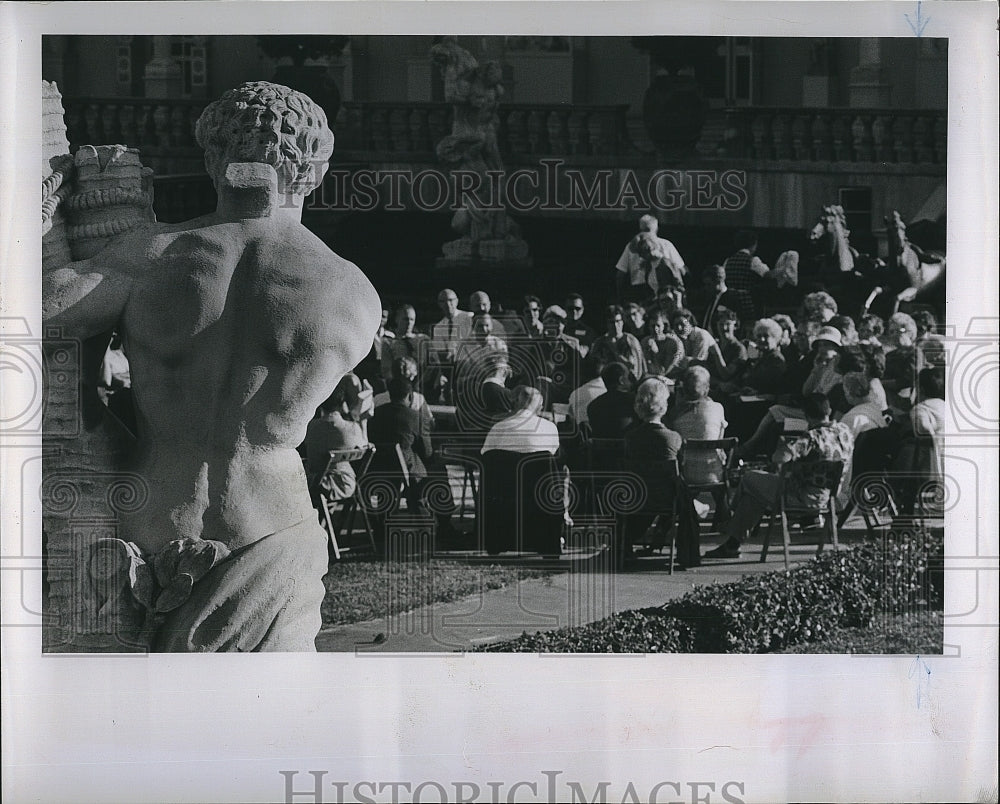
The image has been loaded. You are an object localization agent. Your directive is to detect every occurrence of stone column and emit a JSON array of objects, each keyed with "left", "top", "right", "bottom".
[
  {"left": 849, "top": 38, "right": 891, "bottom": 107},
  {"left": 143, "top": 36, "right": 183, "bottom": 98}
]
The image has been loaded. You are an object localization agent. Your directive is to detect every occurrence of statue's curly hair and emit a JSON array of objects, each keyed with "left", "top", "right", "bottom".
[
  {"left": 195, "top": 82, "right": 334, "bottom": 195},
  {"left": 821, "top": 204, "right": 850, "bottom": 238}
]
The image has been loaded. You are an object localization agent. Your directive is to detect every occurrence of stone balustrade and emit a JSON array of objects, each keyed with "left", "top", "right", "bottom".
[
  {"left": 62, "top": 97, "right": 945, "bottom": 171},
  {"left": 62, "top": 97, "right": 207, "bottom": 174},
  {"left": 716, "top": 106, "right": 946, "bottom": 165},
  {"left": 335, "top": 101, "right": 635, "bottom": 159}
]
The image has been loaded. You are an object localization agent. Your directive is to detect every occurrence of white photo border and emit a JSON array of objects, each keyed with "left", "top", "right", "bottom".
[{"left": 2, "top": 3, "right": 997, "bottom": 803}]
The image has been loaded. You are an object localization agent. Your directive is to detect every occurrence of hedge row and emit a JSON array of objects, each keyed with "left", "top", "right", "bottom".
[{"left": 477, "top": 529, "right": 943, "bottom": 653}]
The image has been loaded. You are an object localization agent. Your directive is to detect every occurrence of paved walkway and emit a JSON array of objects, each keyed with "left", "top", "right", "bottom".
[{"left": 315, "top": 522, "right": 872, "bottom": 653}]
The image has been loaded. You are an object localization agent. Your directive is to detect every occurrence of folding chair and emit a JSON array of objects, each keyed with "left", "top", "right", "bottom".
[
  {"left": 438, "top": 442, "right": 481, "bottom": 523},
  {"left": 316, "top": 444, "right": 377, "bottom": 559},
  {"left": 644, "top": 458, "right": 682, "bottom": 574},
  {"left": 679, "top": 437, "right": 739, "bottom": 534},
  {"left": 589, "top": 436, "right": 628, "bottom": 524},
  {"left": 759, "top": 460, "right": 844, "bottom": 571}
]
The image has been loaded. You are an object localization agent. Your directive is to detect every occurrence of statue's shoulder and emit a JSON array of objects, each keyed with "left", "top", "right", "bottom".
[
  {"left": 267, "top": 223, "right": 381, "bottom": 321},
  {"left": 268, "top": 223, "right": 365, "bottom": 281}
]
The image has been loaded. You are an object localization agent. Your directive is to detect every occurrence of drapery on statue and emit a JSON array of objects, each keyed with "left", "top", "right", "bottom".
[
  {"left": 42, "top": 82, "right": 381, "bottom": 652},
  {"left": 430, "top": 36, "right": 529, "bottom": 263}
]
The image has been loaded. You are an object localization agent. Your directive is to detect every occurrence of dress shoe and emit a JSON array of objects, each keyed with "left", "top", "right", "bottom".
[{"left": 702, "top": 541, "right": 741, "bottom": 559}]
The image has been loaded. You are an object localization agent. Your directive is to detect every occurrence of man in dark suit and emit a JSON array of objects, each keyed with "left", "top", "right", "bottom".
[
  {"left": 587, "top": 362, "right": 636, "bottom": 438},
  {"left": 368, "top": 377, "right": 459, "bottom": 541}
]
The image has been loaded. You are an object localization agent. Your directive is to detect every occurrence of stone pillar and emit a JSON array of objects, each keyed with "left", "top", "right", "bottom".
[
  {"left": 143, "top": 36, "right": 183, "bottom": 99},
  {"left": 849, "top": 38, "right": 891, "bottom": 108}
]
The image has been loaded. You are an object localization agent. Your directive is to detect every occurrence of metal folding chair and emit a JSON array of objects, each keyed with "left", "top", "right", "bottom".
[
  {"left": 646, "top": 458, "right": 682, "bottom": 574},
  {"left": 438, "top": 442, "right": 482, "bottom": 523},
  {"left": 316, "top": 444, "right": 377, "bottom": 559},
  {"left": 759, "top": 460, "right": 844, "bottom": 571},
  {"left": 680, "top": 437, "right": 739, "bottom": 533}
]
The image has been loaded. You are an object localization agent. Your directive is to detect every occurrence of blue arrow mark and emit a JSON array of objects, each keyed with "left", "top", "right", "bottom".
[{"left": 905, "top": 1, "right": 931, "bottom": 37}]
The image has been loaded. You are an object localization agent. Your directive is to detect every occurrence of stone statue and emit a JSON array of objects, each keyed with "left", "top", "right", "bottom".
[
  {"left": 430, "top": 37, "right": 529, "bottom": 263},
  {"left": 42, "top": 81, "right": 381, "bottom": 652},
  {"left": 885, "top": 209, "right": 946, "bottom": 315}
]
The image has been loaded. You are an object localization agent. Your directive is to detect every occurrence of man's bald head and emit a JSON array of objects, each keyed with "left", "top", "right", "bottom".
[
  {"left": 469, "top": 291, "right": 491, "bottom": 314},
  {"left": 438, "top": 288, "right": 459, "bottom": 317}
]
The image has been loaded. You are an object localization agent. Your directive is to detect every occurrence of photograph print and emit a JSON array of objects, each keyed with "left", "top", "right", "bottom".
[{"left": 39, "top": 33, "right": 949, "bottom": 655}]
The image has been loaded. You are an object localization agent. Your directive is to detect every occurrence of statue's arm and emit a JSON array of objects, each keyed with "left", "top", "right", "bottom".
[{"left": 43, "top": 237, "right": 137, "bottom": 338}]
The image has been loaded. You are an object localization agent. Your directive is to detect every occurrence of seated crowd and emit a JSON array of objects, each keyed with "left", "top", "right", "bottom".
[{"left": 301, "top": 226, "right": 947, "bottom": 567}]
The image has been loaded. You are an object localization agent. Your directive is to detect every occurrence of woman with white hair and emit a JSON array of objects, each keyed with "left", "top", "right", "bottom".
[
  {"left": 881, "top": 311, "right": 919, "bottom": 408},
  {"left": 741, "top": 318, "right": 788, "bottom": 392},
  {"left": 667, "top": 366, "right": 730, "bottom": 530},
  {"left": 481, "top": 385, "right": 560, "bottom": 455},
  {"left": 481, "top": 385, "right": 568, "bottom": 556},
  {"left": 622, "top": 379, "right": 686, "bottom": 566}
]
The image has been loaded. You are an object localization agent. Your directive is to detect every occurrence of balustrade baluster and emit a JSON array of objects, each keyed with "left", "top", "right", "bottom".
[
  {"left": 584, "top": 110, "right": 600, "bottom": 155},
  {"left": 567, "top": 109, "right": 589, "bottom": 155},
  {"left": 118, "top": 104, "right": 137, "bottom": 148},
  {"left": 891, "top": 114, "right": 914, "bottom": 163},
  {"left": 831, "top": 113, "right": 851, "bottom": 161},
  {"left": 871, "top": 114, "right": 892, "bottom": 162},
  {"left": 506, "top": 109, "right": 528, "bottom": 155},
  {"left": 717, "top": 108, "right": 742, "bottom": 158},
  {"left": 408, "top": 108, "right": 430, "bottom": 153},
  {"left": 388, "top": 107, "right": 410, "bottom": 152},
  {"left": 811, "top": 112, "right": 833, "bottom": 161},
  {"left": 589, "top": 109, "right": 616, "bottom": 156},
  {"left": 170, "top": 106, "right": 187, "bottom": 151},
  {"left": 427, "top": 107, "right": 448, "bottom": 151},
  {"left": 526, "top": 109, "right": 548, "bottom": 155},
  {"left": 100, "top": 104, "right": 119, "bottom": 145},
  {"left": 153, "top": 104, "right": 171, "bottom": 150},
  {"left": 136, "top": 104, "right": 153, "bottom": 149},
  {"left": 546, "top": 109, "right": 570, "bottom": 155},
  {"left": 614, "top": 107, "right": 633, "bottom": 156},
  {"left": 370, "top": 108, "right": 389, "bottom": 152},
  {"left": 932, "top": 115, "right": 947, "bottom": 164},
  {"left": 771, "top": 113, "right": 792, "bottom": 159},
  {"left": 791, "top": 113, "right": 811, "bottom": 160},
  {"left": 912, "top": 115, "right": 934, "bottom": 163},
  {"left": 84, "top": 103, "right": 100, "bottom": 146},
  {"left": 852, "top": 114, "right": 874, "bottom": 162},
  {"left": 750, "top": 112, "right": 772, "bottom": 160},
  {"left": 340, "top": 105, "right": 361, "bottom": 150}
]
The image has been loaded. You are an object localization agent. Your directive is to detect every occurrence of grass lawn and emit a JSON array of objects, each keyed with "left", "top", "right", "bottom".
[
  {"left": 775, "top": 610, "right": 943, "bottom": 654},
  {"left": 321, "top": 556, "right": 556, "bottom": 626}
]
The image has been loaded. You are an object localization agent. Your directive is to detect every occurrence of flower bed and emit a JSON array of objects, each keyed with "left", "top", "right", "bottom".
[
  {"left": 321, "top": 557, "right": 553, "bottom": 626},
  {"left": 477, "top": 530, "right": 943, "bottom": 653}
]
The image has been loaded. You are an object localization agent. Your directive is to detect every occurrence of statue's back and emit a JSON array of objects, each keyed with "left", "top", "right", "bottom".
[{"left": 119, "top": 216, "right": 378, "bottom": 553}]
